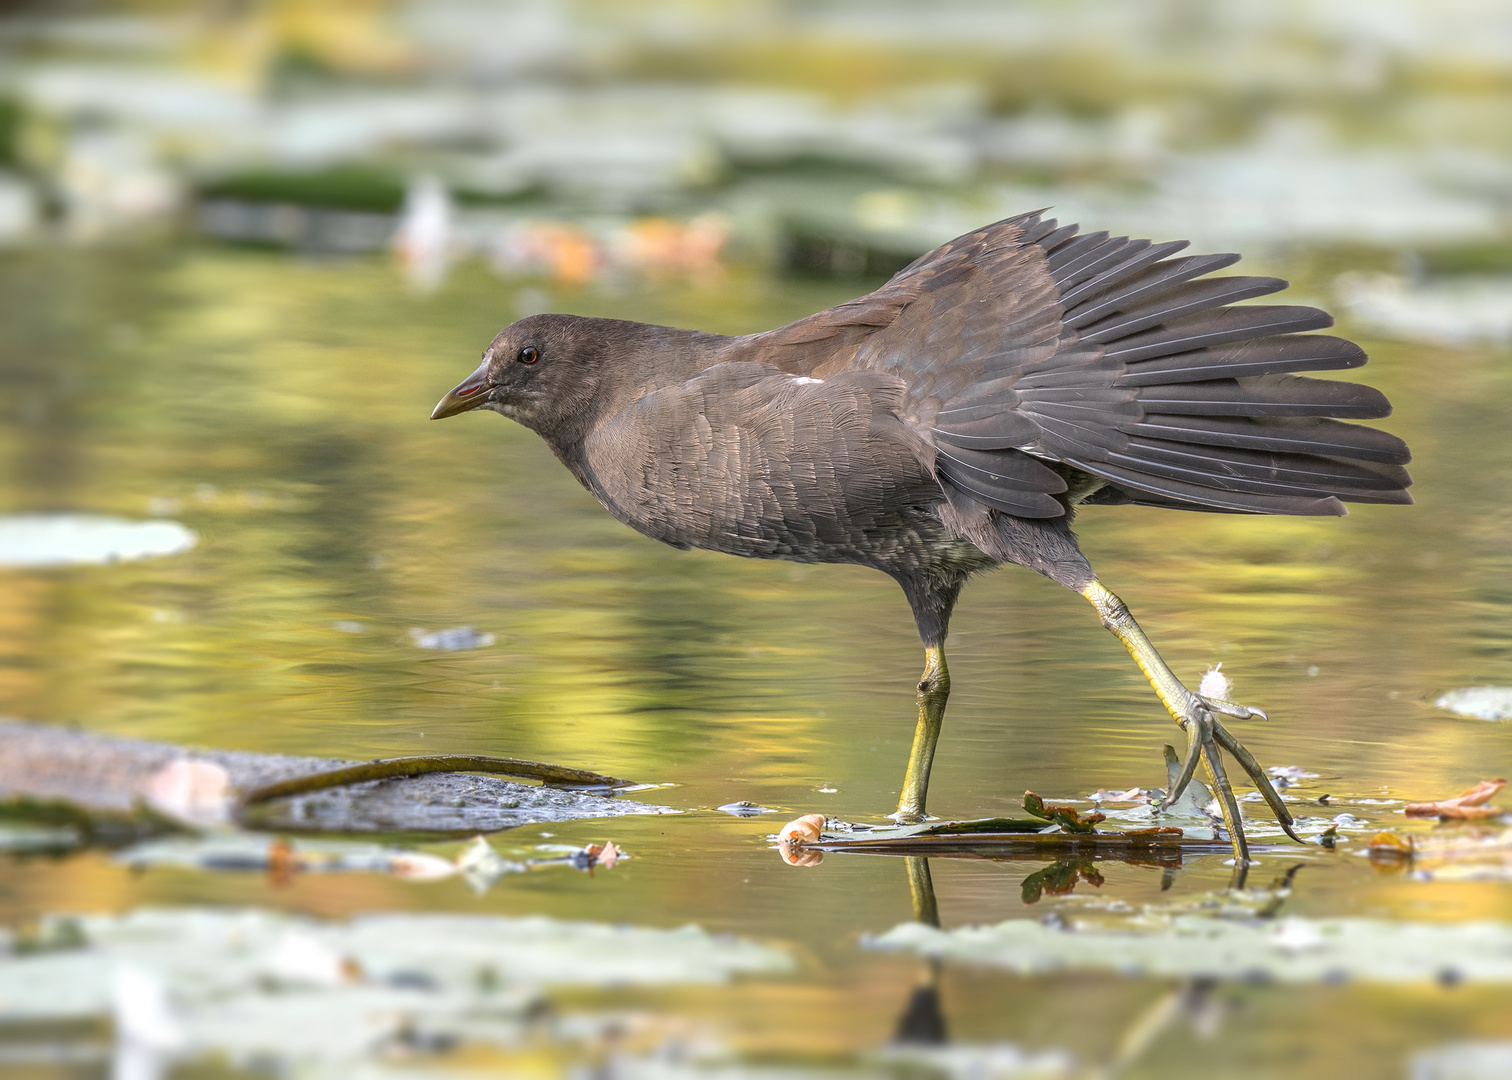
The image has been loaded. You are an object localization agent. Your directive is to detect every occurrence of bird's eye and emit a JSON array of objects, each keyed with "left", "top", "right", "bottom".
[{"left": 518, "top": 346, "right": 539, "bottom": 364}]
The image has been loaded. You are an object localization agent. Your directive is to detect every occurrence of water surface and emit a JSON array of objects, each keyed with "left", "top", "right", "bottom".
[{"left": 2, "top": 246, "right": 1510, "bottom": 1076}]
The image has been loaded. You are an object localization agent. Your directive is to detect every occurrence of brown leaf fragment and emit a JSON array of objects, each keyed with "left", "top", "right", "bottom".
[
  {"left": 778, "top": 813, "right": 827, "bottom": 846},
  {"left": 1023, "top": 791, "right": 1105, "bottom": 833},
  {"left": 777, "top": 813, "right": 827, "bottom": 867},
  {"left": 1403, "top": 778, "right": 1507, "bottom": 819},
  {"left": 584, "top": 841, "right": 622, "bottom": 869},
  {"left": 268, "top": 838, "right": 299, "bottom": 888}
]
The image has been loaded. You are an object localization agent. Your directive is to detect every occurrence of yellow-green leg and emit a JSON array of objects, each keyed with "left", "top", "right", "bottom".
[
  {"left": 895, "top": 646, "right": 949, "bottom": 823},
  {"left": 1080, "top": 579, "right": 1300, "bottom": 863}
]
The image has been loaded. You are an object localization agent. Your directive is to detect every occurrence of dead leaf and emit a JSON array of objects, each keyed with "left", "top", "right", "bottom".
[
  {"left": 1023, "top": 792, "right": 1105, "bottom": 833},
  {"left": 776, "top": 814, "right": 827, "bottom": 867},
  {"left": 388, "top": 852, "right": 458, "bottom": 881},
  {"left": 1367, "top": 831, "right": 1415, "bottom": 857},
  {"left": 1404, "top": 779, "right": 1507, "bottom": 819},
  {"left": 778, "top": 814, "right": 826, "bottom": 846},
  {"left": 143, "top": 758, "right": 233, "bottom": 827},
  {"left": 584, "top": 841, "right": 622, "bottom": 869},
  {"left": 1089, "top": 788, "right": 1152, "bottom": 804},
  {"left": 268, "top": 838, "right": 299, "bottom": 888}
]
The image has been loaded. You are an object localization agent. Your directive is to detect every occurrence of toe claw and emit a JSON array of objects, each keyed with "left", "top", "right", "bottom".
[
  {"left": 1162, "top": 723, "right": 1206, "bottom": 809},
  {"left": 1201, "top": 696, "right": 1266, "bottom": 722},
  {"left": 1210, "top": 720, "right": 1304, "bottom": 847}
]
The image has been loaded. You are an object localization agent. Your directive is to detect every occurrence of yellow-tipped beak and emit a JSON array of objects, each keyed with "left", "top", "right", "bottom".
[{"left": 431, "top": 360, "right": 492, "bottom": 420}]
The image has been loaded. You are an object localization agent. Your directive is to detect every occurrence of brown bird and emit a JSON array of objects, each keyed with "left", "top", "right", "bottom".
[{"left": 432, "top": 211, "right": 1411, "bottom": 862}]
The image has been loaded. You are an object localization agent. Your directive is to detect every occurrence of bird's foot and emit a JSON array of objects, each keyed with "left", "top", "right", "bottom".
[{"left": 1161, "top": 691, "right": 1301, "bottom": 862}]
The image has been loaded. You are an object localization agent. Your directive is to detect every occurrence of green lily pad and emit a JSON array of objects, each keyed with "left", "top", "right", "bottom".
[{"left": 0, "top": 906, "right": 793, "bottom": 1063}]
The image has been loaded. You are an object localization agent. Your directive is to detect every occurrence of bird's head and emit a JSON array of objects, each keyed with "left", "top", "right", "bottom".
[{"left": 430, "top": 314, "right": 616, "bottom": 442}]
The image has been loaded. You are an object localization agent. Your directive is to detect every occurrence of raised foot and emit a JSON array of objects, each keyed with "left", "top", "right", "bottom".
[{"left": 1161, "top": 691, "right": 1302, "bottom": 862}]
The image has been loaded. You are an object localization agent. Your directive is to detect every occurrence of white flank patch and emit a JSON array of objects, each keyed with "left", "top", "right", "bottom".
[
  {"left": 1199, "top": 663, "right": 1233, "bottom": 701},
  {"left": 0, "top": 514, "right": 196, "bottom": 567},
  {"left": 791, "top": 376, "right": 823, "bottom": 385}
]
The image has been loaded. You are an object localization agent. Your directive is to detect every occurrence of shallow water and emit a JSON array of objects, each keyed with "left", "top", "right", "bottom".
[{"left": 2, "top": 246, "right": 1511, "bottom": 1076}]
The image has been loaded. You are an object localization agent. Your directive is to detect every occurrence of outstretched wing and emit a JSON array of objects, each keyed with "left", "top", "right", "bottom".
[
  {"left": 581, "top": 362, "right": 941, "bottom": 559},
  {"left": 739, "top": 211, "right": 1411, "bottom": 518}
]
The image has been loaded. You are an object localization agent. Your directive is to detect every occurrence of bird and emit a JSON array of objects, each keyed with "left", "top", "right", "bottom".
[{"left": 431, "top": 210, "right": 1412, "bottom": 863}]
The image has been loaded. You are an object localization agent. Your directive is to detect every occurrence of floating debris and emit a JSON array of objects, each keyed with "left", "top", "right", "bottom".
[
  {"left": 455, "top": 834, "right": 522, "bottom": 893},
  {"left": 1088, "top": 788, "right": 1153, "bottom": 804},
  {"left": 142, "top": 759, "right": 233, "bottom": 828},
  {"left": 0, "top": 514, "right": 195, "bottom": 568},
  {"left": 112, "top": 833, "right": 622, "bottom": 892},
  {"left": 772, "top": 792, "right": 1228, "bottom": 866},
  {"left": 1267, "top": 766, "right": 1321, "bottom": 782},
  {"left": 1436, "top": 686, "right": 1512, "bottom": 722},
  {"left": 408, "top": 625, "right": 496, "bottom": 651},
  {"left": 715, "top": 801, "right": 777, "bottom": 817},
  {"left": 1198, "top": 663, "right": 1232, "bottom": 701}
]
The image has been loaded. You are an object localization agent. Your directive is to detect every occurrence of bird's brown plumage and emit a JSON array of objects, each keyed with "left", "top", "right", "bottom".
[{"left": 435, "top": 210, "right": 1410, "bottom": 643}]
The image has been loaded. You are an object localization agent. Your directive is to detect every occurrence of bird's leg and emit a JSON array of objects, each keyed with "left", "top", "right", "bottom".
[
  {"left": 895, "top": 646, "right": 950, "bottom": 823},
  {"left": 1079, "top": 580, "right": 1299, "bottom": 861}
]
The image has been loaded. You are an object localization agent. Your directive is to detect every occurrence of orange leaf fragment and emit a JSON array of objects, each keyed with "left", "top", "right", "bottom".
[
  {"left": 1403, "top": 778, "right": 1507, "bottom": 819},
  {"left": 1367, "top": 831, "right": 1415, "bottom": 856},
  {"left": 585, "top": 841, "right": 622, "bottom": 869},
  {"left": 268, "top": 838, "right": 300, "bottom": 888},
  {"left": 778, "top": 813, "right": 826, "bottom": 846}
]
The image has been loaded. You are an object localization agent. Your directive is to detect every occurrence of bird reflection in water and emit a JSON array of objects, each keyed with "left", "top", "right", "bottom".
[
  {"left": 877, "top": 854, "right": 1307, "bottom": 1073},
  {"left": 893, "top": 857, "right": 947, "bottom": 1046}
]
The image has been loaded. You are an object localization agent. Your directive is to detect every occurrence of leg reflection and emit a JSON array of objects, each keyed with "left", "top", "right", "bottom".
[{"left": 893, "top": 856, "right": 947, "bottom": 1045}]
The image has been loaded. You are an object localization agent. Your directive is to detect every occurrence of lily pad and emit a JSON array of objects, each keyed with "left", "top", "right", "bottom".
[
  {"left": 1436, "top": 686, "right": 1512, "bottom": 721},
  {"left": 0, "top": 514, "right": 195, "bottom": 567},
  {"left": 0, "top": 907, "right": 792, "bottom": 1065},
  {"left": 868, "top": 914, "right": 1512, "bottom": 984}
]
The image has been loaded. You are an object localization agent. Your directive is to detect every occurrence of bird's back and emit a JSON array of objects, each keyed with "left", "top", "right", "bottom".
[{"left": 730, "top": 211, "right": 1412, "bottom": 522}]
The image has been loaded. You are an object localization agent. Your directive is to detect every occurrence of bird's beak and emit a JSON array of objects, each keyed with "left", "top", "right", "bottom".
[{"left": 431, "top": 361, "right": 493, "bottom": 420}]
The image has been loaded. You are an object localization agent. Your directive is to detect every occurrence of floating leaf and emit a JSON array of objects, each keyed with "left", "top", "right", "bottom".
[
  {"left": 1368, "top": 827, "right": 1512, "bottom": 882},
  {"left": 0, "top": 907, "right": 792, "bottom": 1064},
  {"left": 408, "top": 626, "right": 496, "bottom": 651},
  {"left": 1404, "top": 779, "right": 1506, "bottom": 820},
  {"left": 869, "top": 913, "right": 1512, "bottom": 984}
]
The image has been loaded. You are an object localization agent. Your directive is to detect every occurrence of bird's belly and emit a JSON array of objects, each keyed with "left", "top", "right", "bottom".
[{"left": 597, "top": 475, "right": 991, "bottom": 574}]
